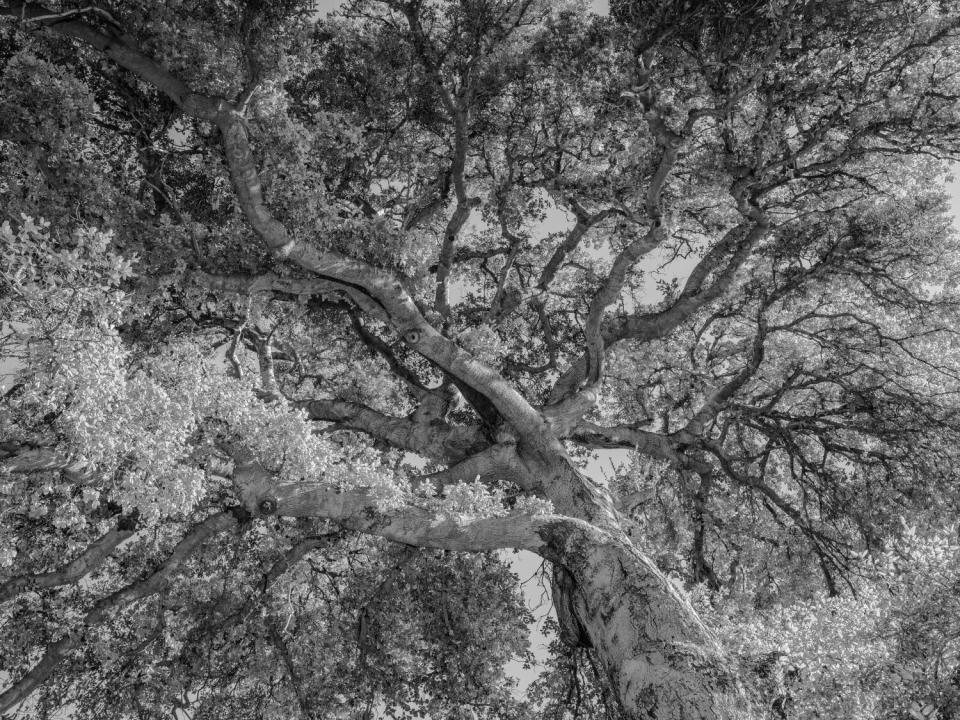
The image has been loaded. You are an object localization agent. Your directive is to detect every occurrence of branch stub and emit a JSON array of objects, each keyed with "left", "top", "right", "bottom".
[{"left": 258, "top": 497, "right": 278, "bottom": 515}]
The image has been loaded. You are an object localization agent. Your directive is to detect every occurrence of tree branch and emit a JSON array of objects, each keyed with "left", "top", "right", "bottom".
[
  {"left": 297, "top": 398, "right": 486, "bottom": 464},
  {"left": 348, "top": 312, "right": 430, "bottom": 395},
  {"left": 549, "top": 216, "right": 769, "bottom": 403},
  {"left": 537, "top": 207, "right": 616, "bottom": 293},
  {"left": 581, "top": 171, "right": 673, "bottom": 384},
  {"left": 680, "top": 315, "right": 767, "bottom": 437},
  {"left": 190, "top": 271, "right": 387, "bottom": 323},
  {"left": 420, "top": 443, "right": 528, "bottom": 492},
  {"left": 0, "top": 520, "right": 137, "bottom": 604},
  {"left": 0, "top": 445, "right": 89, "bottom": 478},
  {"left": 242, "top": 480, "right": 564, "bottom": 554},
  {"left": 569, "top": 421, "right": 712, "bottom": 474},
  {"left": 397, "top": 0, "right": 476, "bottom": 323}
]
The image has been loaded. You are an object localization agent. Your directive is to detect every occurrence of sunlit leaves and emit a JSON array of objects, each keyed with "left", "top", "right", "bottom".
[{"left": 706, "top": 525, "right": 960, "bottom": 720}]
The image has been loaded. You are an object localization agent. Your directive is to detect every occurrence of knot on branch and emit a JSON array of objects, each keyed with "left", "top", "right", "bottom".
[
  {"left": 258, "top": 497, "right": 278, "bottom": 515},
  {"left": 404, "top": 329, "right": 422, "bottom": 345},
  {"left": 273, "top": 238, "right": 297, "bottom": 259}
]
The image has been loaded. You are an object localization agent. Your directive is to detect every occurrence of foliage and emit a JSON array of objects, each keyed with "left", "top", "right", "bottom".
[
  {"left": 2, "top": 0, "right": 960, "bottom": 717},
  {"left": 703, "top": 525, "right": 960, "bottom": 720}
]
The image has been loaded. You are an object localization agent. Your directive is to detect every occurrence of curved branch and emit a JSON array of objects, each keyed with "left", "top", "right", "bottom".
[
  {"left": 612, "top": 220, "right": 770, "bottom": 345},
  {"left": 549, "top": 217, "right": 769, "bottom": 403},
  {"left": 579, "top": 63, "right": 691, "bottom": 387},
  {"left": 421, "top": 443, "right": 528, "bottom": 491},
  {"left": 349, "top": 312, "right": 430, "bottom": 394},
  {"left": 582, "top": 176, "right": 672, "bottom": 384},
  {"left": 0, "top": 445, "right": 89, "bottom": 477},
  {"left": 0, "top": 3, "right": 219, "bottom": 120},
  {"left": 537, "top": 207, "right": 616, "bottom": 293}
]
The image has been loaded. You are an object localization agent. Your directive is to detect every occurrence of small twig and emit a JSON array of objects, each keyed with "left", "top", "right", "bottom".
[{"left": 25, "top": 5, "right": 123, "bottom": 29}]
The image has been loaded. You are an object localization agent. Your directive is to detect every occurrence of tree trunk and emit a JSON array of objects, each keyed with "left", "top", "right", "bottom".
[
  {"left": 525, "top": 450, "right": 750, "bottom": 718},
  {"left": 543, "top": 523, "right": 747, "bottom": 719}
]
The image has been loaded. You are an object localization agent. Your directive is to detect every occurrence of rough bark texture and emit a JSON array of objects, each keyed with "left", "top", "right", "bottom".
[
  {"left": 544, "top": 523, "right": 745, "bottom": 719},
  {"left": 525, "top": 453, "right": 750, "bottom": 718}
]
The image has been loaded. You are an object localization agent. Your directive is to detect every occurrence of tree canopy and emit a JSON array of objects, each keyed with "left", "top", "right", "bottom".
[{"left": 3, "top": 1, "right": 960, "bottom": 718}]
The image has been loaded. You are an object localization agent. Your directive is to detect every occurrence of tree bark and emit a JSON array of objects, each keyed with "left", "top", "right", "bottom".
[
  {"left": 545, "top": 524, "right": 747, "bottom": 719},
  {"left": 530, "top": 453, "right": 750, "bottom": 718}
]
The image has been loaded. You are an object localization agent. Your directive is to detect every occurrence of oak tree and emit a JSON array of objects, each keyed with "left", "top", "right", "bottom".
[{"left": 3, "top": 0, "right": 960, "bottom": 718}]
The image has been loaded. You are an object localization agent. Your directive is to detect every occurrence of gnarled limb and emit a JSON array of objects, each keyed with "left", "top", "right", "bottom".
[
  {"left": 349, "top": 312, "right": 432, "bottom": 396},
  {"left": 190, "top": 271, "right": 388, "bottom": 323},
  {"left": 420, "top": 443, "right": 528, "bottom": 492},
  {"left": 581, "top": 150, "right": 675, "bottom": 385},
  {"left": 0, "top": 2, "right": 221, "bottom": 121},
  {"left": 550, "top": 216, "right": 770, "bottom": 403},
  {"left": 0, "top": 445, "right": 89, "bottom": 477},
  {"left": 256, "top": 330, "right": 282, "bottom": 402},
  {"left": 191, "top": 271, "right": 342, "bottom": 300},
  {"left": 242, "top": 479, "right": 557, "bottom": 553},
  {"left": 611, "top": 221, "right": 770, "bottom": 346},
  {"left": 578, "top": 59, "right": 699, "bottom": 389},
  {"left": 537, "top": 204, "right": 617, "bottom": 293}
]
